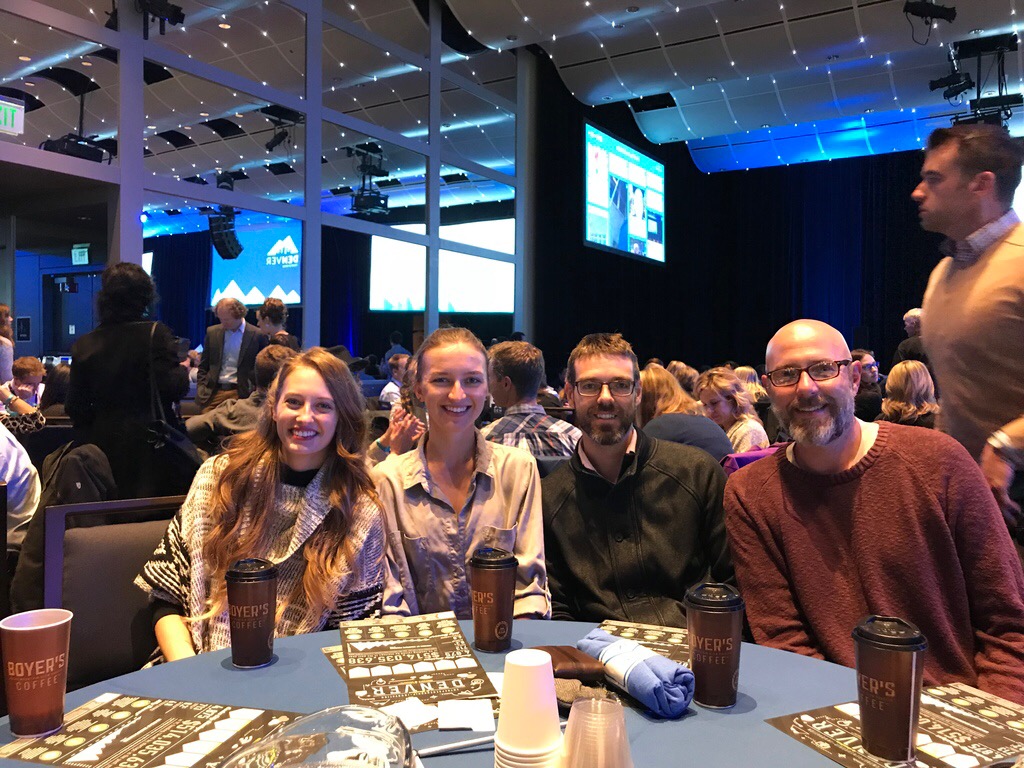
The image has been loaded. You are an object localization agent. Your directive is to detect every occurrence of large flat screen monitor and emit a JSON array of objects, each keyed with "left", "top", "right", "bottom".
[
  {"left": 584, "top": 123, "right": 665, "bottom": 263},
  {"left": 370, "top": 220, "right": 515, "bottom": 312},
  {"left": 210, "top": 219, "right": 302, "bottom": 306}
]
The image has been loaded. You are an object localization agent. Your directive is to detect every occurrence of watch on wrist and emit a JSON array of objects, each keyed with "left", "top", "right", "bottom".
[{"left": 988, "top": 429, "right": 1024, "bottom": 469}]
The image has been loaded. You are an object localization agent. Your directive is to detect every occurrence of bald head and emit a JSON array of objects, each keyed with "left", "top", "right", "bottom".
[{"left": 766, "top": 320, "right": 852, "bottom": 371}]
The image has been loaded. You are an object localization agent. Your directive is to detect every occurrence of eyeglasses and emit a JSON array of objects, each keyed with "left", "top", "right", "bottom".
[
  {"left": 766, "top": 360, "right": 852, "bottom": 387},
  {"left": 574, "top": 379, "right": 636, "bottom": 397}
]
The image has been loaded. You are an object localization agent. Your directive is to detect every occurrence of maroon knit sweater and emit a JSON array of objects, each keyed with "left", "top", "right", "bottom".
[{"left": 725, "top": 421, "right": 1024, "bottom": 703}]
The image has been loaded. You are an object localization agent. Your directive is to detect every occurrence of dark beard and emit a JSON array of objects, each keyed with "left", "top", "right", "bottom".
[{"left": 579, "top": 405, "right": 635, "bottom": 446}]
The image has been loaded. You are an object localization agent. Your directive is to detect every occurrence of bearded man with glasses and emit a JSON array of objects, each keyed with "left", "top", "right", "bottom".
[
  {"left": 725, "top": 319, "right": 1024, "bottom": 703},
  {"left": 541, "top": 333, "right": 733, "bottom": 627}
]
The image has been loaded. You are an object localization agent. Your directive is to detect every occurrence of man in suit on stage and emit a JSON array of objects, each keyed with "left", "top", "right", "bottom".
[{"left": 196, "top": 298, "right": 268, "bottom": 413}]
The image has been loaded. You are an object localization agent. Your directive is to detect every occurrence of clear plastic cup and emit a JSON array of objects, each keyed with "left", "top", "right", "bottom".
[
  {"left": 221, "top": 705, "right": 413, "bottom": 768},
  {"left": 494, "top": 649, "right": 562, "bottom": 755},
  {"left": 562, "top": 697, "right": 633, "bottom": 768}
]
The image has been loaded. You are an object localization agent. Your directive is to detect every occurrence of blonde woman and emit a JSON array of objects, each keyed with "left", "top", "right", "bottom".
[
  {"left": 734, "top": 365, "right": 768, "bottom": 403},
  {"left": 0, "top": 304, "right": 13, "bottom": 384},
  {"left": 639, "top": 364, "right": 733, "bottom": 462},
  {"left": 137, "top": 348, "right": 386, "bottom": 661},
  {"left": 695, "top": 368, "right": 769, "bottom": 453},
  {"left": 877, "top": 360, "right": 940, "bottom": 429}
]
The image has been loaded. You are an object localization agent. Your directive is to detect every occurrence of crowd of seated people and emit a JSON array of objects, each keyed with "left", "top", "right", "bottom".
[{"left": 1, "top": 263, "right": 1022, "bottom": 706}]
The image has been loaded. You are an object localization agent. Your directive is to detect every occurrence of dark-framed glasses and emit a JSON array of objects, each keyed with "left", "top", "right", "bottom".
[
  {"left": 574, "top": 379, "right": 636, "bottom": 397},
  {"left": 766, "top": 360, "right": 852, "bottom": 387}
]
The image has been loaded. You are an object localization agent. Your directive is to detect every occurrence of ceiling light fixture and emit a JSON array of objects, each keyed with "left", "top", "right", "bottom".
[
  {"left": 219, "top": 23, "right": 231, "bottom": 29},
  {"left": 265, "top": 128, "right": 289, "bottom": 152},
  {"left": 18, "top": 56, "right": 31, "bottom": 62}
]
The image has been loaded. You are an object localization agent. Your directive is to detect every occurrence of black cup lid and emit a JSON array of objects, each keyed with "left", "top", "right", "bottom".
[
  {"left": 227, "top": 558, "right": 278, "bottom": 581},
  {"left": 684, "top": 582, "right": 744, "bottom": 610},
  {"left": 852, "top": 615, "right": 928, "bottom": 649},
  {"left": 469, "top": 547, "right": 517, "bottom": 569}
]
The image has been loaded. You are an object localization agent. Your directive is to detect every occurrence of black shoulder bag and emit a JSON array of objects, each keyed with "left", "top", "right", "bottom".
[{"left": 147, "top": 322, "right": 203, "bottom": 494}]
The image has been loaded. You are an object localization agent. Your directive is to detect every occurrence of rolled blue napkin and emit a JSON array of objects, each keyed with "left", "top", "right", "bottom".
[{"left": 577, "top": 628, "right": 694, "bottom": 718}]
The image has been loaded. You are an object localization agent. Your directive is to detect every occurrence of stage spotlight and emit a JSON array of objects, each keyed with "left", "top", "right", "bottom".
[
  {"left": 904, "top": 1, "right": 956, "bottom": 23},
  {"left": 142, "top": 0, "right": 185, "bottom": 26},
  {"left": 215, "top": 171, "right": 234, "bottom": 191},
  {"left": 943, "top": 72, "right": 975, "bottom": 99},
  {"left": 265, "top": 128, "right": 289, "bottom": 152}
]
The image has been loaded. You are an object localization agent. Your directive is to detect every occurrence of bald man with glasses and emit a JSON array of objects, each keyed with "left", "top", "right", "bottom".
[
  {"left": 541, "top": 333, "right": 732, "bottom": 628},
  {"left": 725, "top": 319, "right": 1024, "bottom": 703}
]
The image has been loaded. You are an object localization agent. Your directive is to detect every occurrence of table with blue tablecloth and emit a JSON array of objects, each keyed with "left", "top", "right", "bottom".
[{"left": 0, "top": 620, "right": 856, "bottom": 767}]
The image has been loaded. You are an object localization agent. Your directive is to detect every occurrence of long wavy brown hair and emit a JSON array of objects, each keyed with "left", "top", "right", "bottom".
[
  {"left": 0, "top": 304, "right": 12, "bottom": 342},
  {"left": 199, "top": 347, "right": 377, "bottom": 621},
  {"left": 882, "top": 360, "right": 940, "bottom": 423},
  {"left": 638, "top": 364, "right": 704, "bottom": 427}
]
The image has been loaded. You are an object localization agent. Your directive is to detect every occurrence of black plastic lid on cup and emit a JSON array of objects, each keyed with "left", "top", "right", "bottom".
[
  {"left": 469, "top": 547, "right": 518, "bottom": 570},
  {"left": 226, "top": 558, "right": 278, "bottom": 583},
  {"left": 684, "top": 582, "right": 744, "bottom": 612},
  {"left": 852, "top": 615, "right": 928, "bottom": 651}
]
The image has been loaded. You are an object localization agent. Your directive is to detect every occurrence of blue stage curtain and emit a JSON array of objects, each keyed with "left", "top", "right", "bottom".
[{"left": 146, "top": 231, "right": 212, "bottom": 349}]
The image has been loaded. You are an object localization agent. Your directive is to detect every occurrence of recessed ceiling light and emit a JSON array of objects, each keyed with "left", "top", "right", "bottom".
[
  {"left": 199, "top": 112, "right": 209, "bottom": 116},
  {"left": 219, "top": 23, "right": 231, "bottom": 29},
  {"left": 506, "top": 34, "right": 517, "bottom": 41},
  {"left": 24, "top": 81, "right": 34, "bottom": 86},
  {"left": 81, "top": 60, "right": 92, "bottom": 66},
  {"left": 761, "top": 123, "right": 770, "bottom": 128},
  {"left": 864, "top": 108, "right": 874, "bottom": 113},
  {"left": 970, "top": 28, "right": 983, "bottom": 34},
  {"left": 826, "top": 54, "right": 839, "bottom": 61},
  {"left": 147, "top": 125, "right": 156, "bottom": 129},
  {"left": 18, "top": 56, "right": 31, "bottom": 62},
  {"left": 706, "top": 76, "right": 717, "bottom": 82}
]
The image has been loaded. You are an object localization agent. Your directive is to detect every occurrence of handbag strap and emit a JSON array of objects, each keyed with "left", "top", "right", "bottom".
[{"left": 147, "top": 321, "right": 169, "bottom": 426}]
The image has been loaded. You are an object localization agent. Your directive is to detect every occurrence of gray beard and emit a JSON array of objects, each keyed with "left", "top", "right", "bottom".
[{"left": 773, "top": 394, "right": 854, "bottom": 447}]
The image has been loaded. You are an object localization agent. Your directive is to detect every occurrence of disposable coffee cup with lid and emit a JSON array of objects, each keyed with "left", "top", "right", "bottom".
[
  {"left": 683, "top": 583, "right": 744, "bottom": 612},
  {"left": 469, "top": 547, "right": 518, "bottom": 569},
  {"left": 226, "top": 558, "right": 278, "bottom": 582}
]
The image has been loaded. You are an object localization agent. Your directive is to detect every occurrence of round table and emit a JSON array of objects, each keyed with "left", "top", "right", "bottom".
[{"left": 0, "top": 620, "right": 856, "bottom": 767}]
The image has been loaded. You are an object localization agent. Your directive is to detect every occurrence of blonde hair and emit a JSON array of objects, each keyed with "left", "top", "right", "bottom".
[
  {"left": 666, "top": 360, "right": 698, "bottom": 395},
  {"left": 0, "top": 304, "right": 12, "bottom": 342},
  {"left": 882, "top": 361, "right": 940, "bottom": 423},
  {"left": 639, "top": 364, "right": 703, "bottom": 426},
  {"left": 199, "top": 347, "right": 377, "bottom": 622},
  {"left": 695, "top": 368, "right": 759, "bottom": 422},
  {"left": 733, "top": 365, "right": 768, "bottom": 402}
]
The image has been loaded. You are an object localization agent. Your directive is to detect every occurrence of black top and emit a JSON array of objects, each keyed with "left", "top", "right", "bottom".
[
  {"left": 875, "top": 410, "right": 937, "bottom": 429},
  {"left": 642, "top": 412, "right": 733, "bottom": 463}
]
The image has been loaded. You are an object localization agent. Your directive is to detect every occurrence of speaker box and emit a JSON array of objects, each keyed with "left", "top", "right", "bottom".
[{"left": 208, "top": 213, "right": 243, "bottom": 260}]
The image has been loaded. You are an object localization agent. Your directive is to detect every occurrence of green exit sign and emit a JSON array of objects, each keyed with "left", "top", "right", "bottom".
[{"left": 0, "top": 97, "right": 24, "bottom": 137}]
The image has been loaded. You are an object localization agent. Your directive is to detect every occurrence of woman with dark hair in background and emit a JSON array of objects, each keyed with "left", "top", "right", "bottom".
[
  {"left": 66, "top": 262, "right": 190, "bottom": 498},
  {"left": 38, "top": 363, "right": 70, "bottom": 417},
  {"left": 256, "top": 297, "right": 300, "bottom": 351},
  {"left": 0, "top": 304, "right": 13, "bottom": 383}
]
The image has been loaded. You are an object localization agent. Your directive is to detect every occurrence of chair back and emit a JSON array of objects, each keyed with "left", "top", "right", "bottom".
[
  {"left": 42, "top": 496, "right": 184, "bottom": 690},
  {"left": 16, "top": 424, "right": 75, "bottom": 472},
  {"left": 544, "top": 407, "right": 576, "bottom": 425},
  {"left": 721, "top": 445, "right": 782, "bottom": 476}
]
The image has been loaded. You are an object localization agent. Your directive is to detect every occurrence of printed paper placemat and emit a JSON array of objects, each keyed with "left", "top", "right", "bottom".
[
  {"left": 767, "top": 682, "right": 1024, "bottom": 767},
  {"left": 597, "top": 619, "right": 690, "bottom": 663},
  {"left": 0, "top": 693, "right": 300, "bottom": 768},
  {"left": 322, "top": 611, "right": 498, "bottom": 732}
]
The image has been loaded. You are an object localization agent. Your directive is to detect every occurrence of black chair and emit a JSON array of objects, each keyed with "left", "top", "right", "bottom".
[
  {"left": 42, "top": 496, "right": 183, "bottom": 690},
  {"left": 16, "top": 423, "right": 75, "bottom": 472}
]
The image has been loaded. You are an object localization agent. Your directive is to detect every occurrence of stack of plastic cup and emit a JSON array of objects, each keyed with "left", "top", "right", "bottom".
[
  {"left": 494, "top": 649, "right": 564, "bottom": 768},
  {"left": 562, "top": 698, "right": 634, "bottom": 768}
]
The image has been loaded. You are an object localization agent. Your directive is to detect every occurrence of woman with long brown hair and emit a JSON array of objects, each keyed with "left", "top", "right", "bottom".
[
  {"left": 0, "top": 304, "right": 13, "bottom": 384},
  {"left": 136, "top": 347, "right": 386, "bottom": 661}
]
